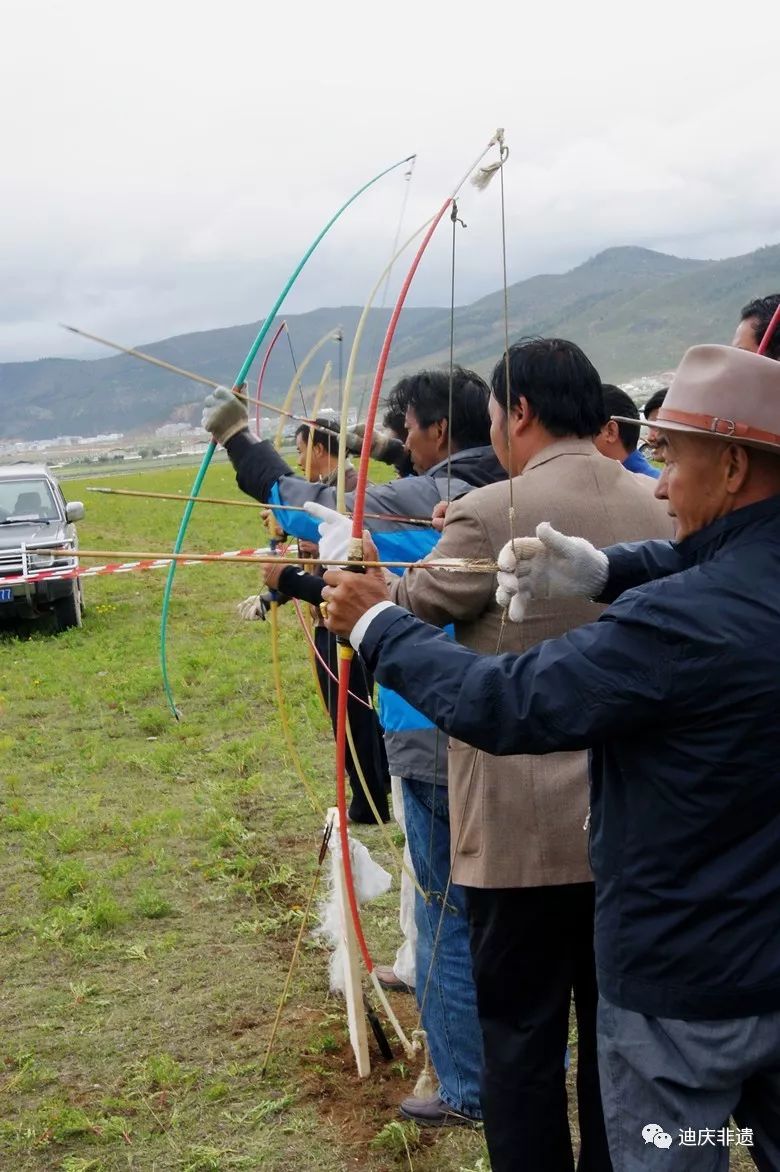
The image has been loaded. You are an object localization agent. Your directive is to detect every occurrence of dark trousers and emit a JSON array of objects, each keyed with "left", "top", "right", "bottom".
[
  {"left": 598, "top": 995, "right": 780, "bottom": 1171},
  {"left": 466, "top": 882, "right": 612, "bottom": 1172},
  {"left": 313, "top": 625, "right": 390, "bottom": 823}
]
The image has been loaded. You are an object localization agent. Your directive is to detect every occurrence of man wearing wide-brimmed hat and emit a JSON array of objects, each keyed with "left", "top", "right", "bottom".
[{"left": 319, "top": 344, "right": 780, "bottom": 1171}]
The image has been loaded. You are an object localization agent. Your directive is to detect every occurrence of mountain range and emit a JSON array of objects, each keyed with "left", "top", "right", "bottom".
[{"left": 2, "top": 243, "right": 779, "bottom": 440}]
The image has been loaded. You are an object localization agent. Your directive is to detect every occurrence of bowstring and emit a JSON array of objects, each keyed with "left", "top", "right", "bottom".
[
  {"left": 355, "top": 158, "right": 416, "bottom": 425},
  {"left": 418, "top": 197, "right": 462, "bottom": 1024},
  {"left": 285, "top": 328, "right": 309, "bottom": 419}
]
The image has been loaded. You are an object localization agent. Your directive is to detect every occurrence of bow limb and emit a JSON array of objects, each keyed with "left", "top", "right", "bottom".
[
  {"left": 304, "top": 360, "right": 333, "bottom": 481},
  {"left": 348, "top": 201, "right": 453, "bottom": 536},
  {"left": 758, "top": 305, "right": 780, "bottom": 355},
  {"left": 335, "top": 199, "right": 453, "bottom": 971},
  {"left": 334, "top": 217, "right": 432, "bottom": 511},
  {"left": 273, "top": 329, "right": 341, "bottom": 451},
  {"left": 348, "top": 130, "right": 505, "bottom": 532},
  {"left": 332, "top": 203, "right": 456, "bottom": 1061},
  {"left": 159, "top": 152, "right": 415, "bottom": 718},
  {"left": 334, "top": 132, "right": 506, "bottom": 1049},
  {"left": 254, "top": 320, "right": 288, "bottom": 436}
]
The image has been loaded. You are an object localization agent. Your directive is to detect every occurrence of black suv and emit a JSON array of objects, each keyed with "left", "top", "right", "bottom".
[{"left": 0, "top": 464, "right": 85, "bottom": 631}]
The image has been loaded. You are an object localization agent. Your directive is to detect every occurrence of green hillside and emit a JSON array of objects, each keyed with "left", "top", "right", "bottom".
[{"left": 2, "top": 244, "right": 779, "bottom": 440}]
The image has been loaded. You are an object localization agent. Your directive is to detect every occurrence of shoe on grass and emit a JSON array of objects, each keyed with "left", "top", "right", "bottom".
[
  {"left": 374, "top": 964, "right": 415, "bottom": 994},
  {"left": 399, "top": 1093, "right": 480, "bottom": 1128}
]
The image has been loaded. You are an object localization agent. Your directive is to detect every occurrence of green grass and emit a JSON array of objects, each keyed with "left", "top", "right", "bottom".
[
  {"left": 2, "top": 462, "right": 752, "bottom": 1171},
  {"left": 0, "top": 462, "right": 490, "bottom": 1171}
]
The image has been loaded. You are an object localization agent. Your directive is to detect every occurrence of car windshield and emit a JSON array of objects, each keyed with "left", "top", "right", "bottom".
[{"left": 0, "top": 478, "right": 61, "bottom": 523}]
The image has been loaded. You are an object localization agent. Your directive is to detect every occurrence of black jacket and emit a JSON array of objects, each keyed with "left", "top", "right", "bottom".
[{"left": 357, "top": 496, "right": 780, "bottom": 1020}]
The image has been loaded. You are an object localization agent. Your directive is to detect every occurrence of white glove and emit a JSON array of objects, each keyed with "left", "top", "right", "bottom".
[
  {"left": 236, "top": 593, "right": 272, "bottom": 620},
  {"left": 303, "top": 501, "right": 352, "bottom": 568},
  {"left": 495, "top": 522, "right": 609, "bottom": 623},
  {"left": 201, "top": 386, "right": 249, "bottom": 446}
]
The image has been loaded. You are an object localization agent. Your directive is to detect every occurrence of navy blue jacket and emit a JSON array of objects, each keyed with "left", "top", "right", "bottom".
[{"left": 358, "top": 496, "right": 780, "bottom": 1020}]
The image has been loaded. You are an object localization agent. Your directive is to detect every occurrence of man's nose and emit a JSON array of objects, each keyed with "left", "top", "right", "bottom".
[{"left": 654, "top": 469, "right": 669, "bottom": 501}]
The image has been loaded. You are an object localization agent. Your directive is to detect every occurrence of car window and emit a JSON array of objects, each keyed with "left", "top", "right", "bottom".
[{"left": 0, "top": 478, "right": 61, "bottom": 522}]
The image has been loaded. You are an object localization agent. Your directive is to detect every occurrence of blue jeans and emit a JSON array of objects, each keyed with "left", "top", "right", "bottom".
[
  {"left": 402, "top": 776, "right": 483, "bottom": 1119},
  {"left": 598, "top": 995, "right": 780, "bottom": 1171}
]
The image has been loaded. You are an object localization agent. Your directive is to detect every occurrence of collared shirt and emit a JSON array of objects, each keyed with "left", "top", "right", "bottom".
[
  {"left": 320, "top": 462, "right": 357, "bottom": 491},
  {"left": 623, "top": 448, "right": 660, "bottom": 479}
]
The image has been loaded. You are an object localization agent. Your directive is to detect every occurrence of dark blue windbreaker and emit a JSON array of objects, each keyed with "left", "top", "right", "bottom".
[{"left": 356, "top": 496, "right": 780, "bottom": 1020}]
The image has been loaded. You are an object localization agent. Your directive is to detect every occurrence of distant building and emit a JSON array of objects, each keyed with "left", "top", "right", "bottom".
[{"left": 155, "top": 422, "right": 201, "bottom": 438}]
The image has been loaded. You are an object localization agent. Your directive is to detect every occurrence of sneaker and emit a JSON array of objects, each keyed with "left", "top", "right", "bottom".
[
  {"left": 374, "top": 965, "right": 415, "bottom": 994},
  {"left": 399, "top": 1093, "right": 480, "bottom": 1129}
]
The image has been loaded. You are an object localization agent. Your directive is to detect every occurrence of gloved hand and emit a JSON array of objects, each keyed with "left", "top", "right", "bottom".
[
  {"left": 345, "top": 423, "right": 406, "bottom": 467},
  {"left": 495, "top": 522, "right": 609, "bottom": 623},
  {"left": 236, "top": 592, "right": 274, "bottom": 621},
  {"left": 201, "top": 386, "right": 249, "bottom": 446},
  {"left": 303, "top": 501, "right": 353, "bottom": 568}
]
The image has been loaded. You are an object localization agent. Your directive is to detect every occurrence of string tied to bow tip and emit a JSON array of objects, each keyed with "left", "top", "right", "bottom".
[
  {"left": 450, "top": 199, "right": 467, "bottom": 229},
  {"left": 411, "top": 1028, "right": 437, "bottom": 1098},
  {"left": 471, "top": 128, "right": 509, "bottom": 190}
]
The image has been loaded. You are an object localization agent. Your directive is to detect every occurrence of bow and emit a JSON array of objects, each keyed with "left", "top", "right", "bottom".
[
  {"left": 272, "top": 329, "right": 341, "bottom": 450},
  {"left": 254, "top": 319, "right": 288, "bottom": 436},
  {"left": 159, "top": 153, "right": 416, "bottom": 718},
  {"left": 333, "top": 218, "right": 430, "bottom": 511},
  {"left": 332, "top": 130, "right": 508, "bottom": 1050},
  {"left": 758, "top": 305, "right": 780, "bottom": 355}
]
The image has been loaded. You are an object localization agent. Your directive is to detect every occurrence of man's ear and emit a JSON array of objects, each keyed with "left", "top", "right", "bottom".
[
  {"left": 513, "top": 395, "right": 533, "bottom": 435},
  {"left": 723, "top": 443, "right": 751, "bottom": 495},
  {"left": 604, "top": 420, "right": 620, "bottom": 446}
]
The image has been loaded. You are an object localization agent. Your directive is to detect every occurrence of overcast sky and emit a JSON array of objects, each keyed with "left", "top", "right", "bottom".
[{"left": 2, "top": 0, "right": 778, "bottom": 363}]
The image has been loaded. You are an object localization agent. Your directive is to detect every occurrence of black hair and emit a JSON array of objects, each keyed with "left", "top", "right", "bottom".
[
  {"left": 740, "top": 295, "right": 780, "bottom": 360},
  {"left": 381, "top": 403, "right": 408, "bottom": 443},
  {"left": 294, "top": 415, "right": 339, "bottom": 458},
  {"left": 601, "top": 384, "right": 640, "bottom": 452},
  {"left": 382, "top": 367, "right": 491, "bottom": 451},
  {"left": 643, "top": 387, "right": 668, "bottom": 420},
  {"left": 379, "top": 406, "right": 416, "bottom": 477},
  {"left": 490, "top": 337, "right": 604, "bottom": 438}
]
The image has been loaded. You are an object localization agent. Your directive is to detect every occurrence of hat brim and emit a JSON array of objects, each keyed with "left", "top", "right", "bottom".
[{"left": 611, "top": 415, "right": 780, "bottom": 454}]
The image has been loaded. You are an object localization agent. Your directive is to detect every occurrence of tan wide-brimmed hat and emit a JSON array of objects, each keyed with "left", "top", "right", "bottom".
[{"left": 612, "top": 344, "right": 780, "bottom": 454}]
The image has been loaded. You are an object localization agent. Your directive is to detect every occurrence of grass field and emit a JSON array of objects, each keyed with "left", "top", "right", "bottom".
[
  {"left": 0, "top": 462, "right": 492, "bottom": 1172},
  {"left": 0, "top": 462, "right": 755, "bottom": 1172}
]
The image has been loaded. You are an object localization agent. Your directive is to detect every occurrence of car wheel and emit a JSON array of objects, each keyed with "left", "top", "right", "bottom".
[{"left": 53, "top": 581, "right": 83, "bottom": 632}]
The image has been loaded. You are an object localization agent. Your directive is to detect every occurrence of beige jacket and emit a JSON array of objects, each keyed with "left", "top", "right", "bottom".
[{"left": 390, "top": 439, "right": 674, "bottom": 888}]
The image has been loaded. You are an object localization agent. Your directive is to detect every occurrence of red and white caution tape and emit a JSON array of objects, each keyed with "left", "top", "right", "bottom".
[{"left": 0, "top": 547, "right": 273, "bottom": 588}]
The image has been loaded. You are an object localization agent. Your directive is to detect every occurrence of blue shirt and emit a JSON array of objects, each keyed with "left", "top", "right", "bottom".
[{"left": 622, "top": 448, "right": 660, "bottom": 479}]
